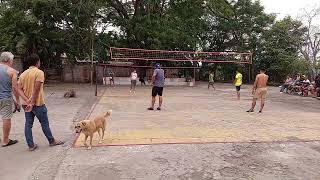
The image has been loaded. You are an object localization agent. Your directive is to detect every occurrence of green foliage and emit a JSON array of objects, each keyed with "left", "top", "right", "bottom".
[
  {"left": 287, "top": 58, "right": 309, "bottom": 75},
  {"left": 0, "top": 0, "right": 312, "bottom": 83},
  {"left": 256, "top": 17, "right": 307, "bottom": 82}
]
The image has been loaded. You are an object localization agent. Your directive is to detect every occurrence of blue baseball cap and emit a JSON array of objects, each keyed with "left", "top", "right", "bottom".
[{"left": 155, "top": 63, "right": 161, "bottom": 69}]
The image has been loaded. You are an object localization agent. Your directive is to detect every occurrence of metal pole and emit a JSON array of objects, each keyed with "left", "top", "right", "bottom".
[
  {"left": 249, "top": 64, "right": 251, "bottom": 83},
  {"left": 91, "top": 31, "right": 94, "bottom": 86},
  {"left": 95, "top": 63, "right": 98, "bottom": 96},
  {"left": 194, "top": 67, "right": 196, "bottom": 86}
]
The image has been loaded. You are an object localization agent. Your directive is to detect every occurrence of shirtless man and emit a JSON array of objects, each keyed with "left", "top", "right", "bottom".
[{"left": 247, "top": 68, "right": 269, "bottom": 113}]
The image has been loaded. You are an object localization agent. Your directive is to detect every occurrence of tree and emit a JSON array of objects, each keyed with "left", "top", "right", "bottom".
[
  {"left": 203, "top": 0, "right": 274, "bottom": 81},
  {"left": 0, "top": 0, "right": 313, "bottom": 84},
  {"left": 299, "top": 5, "right": 320, "bottom": 78},
  {"left": 256, "top": 17, "right": 307, "bottom": 83},
  {"left": 101, "top": 0, "right": 206, "bottom": 50}
]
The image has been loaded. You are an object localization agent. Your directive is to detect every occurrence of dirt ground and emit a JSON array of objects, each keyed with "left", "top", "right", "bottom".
[{"left": 1, "top": 83, "right": 320, "bottom": 180}]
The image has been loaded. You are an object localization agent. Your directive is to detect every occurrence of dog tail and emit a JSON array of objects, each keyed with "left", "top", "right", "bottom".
[{"left": 103, "top": 110, "right": 112, "bottom": 117}]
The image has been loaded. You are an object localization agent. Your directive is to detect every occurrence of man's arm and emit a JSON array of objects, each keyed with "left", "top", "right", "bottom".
[
  {"left": 8, "top": 68, "right": 29, "bottom": 103},
  {"left": 252, "top": 75, "right": 259, "bottom": 93},
  {"left": 30, "top": 81, "right": 42, "bottom": 105}
]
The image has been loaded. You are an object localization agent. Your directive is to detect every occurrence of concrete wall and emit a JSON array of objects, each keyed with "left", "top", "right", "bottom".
[
  {"left": 62, "top": 64, "right": 195, "bottom": 86},
  {"left": 106, "top": 77, "right": 194, "bottom": 86},
  {"left": 62, "top": 64, "right": 92, "bottom": 83}
]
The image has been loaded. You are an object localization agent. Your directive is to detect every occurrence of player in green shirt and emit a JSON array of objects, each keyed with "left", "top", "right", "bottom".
[{"left": 208, "top": 71, "right": 215, "bottom": 90}]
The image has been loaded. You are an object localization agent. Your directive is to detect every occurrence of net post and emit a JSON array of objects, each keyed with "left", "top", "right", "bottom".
[
  {"left": 248, "top": 64, "right": 251, "bottom": 83},
  {"left": 193, "top": 67, "right": 196, "bottom": 86},
  {"left": 95, "top": 63, "right": 98, "bottom": 96}
]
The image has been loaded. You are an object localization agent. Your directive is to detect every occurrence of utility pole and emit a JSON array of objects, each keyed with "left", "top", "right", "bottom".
[
  {"left": 90, "top": 13, "right": 95, "bottom": 86},
  {"left": 91, "top": 29, "right": 94, "bottom": 86}
]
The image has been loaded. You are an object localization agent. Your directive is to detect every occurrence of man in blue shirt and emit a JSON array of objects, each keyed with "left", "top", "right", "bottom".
[{"left": 148, "top": 63, "right": 165, "bottom": 111}]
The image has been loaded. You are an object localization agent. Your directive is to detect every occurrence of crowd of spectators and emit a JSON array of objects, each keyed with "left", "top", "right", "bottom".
[{"left": 280, "top": 74, "right": 320, "bottom": 97}]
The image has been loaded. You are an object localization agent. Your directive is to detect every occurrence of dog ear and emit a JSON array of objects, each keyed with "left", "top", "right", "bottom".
[
  {"left": 81, "top": 121, "right": 86, "bottom": 126},
  {"left": 104, "top": 110, "right": 112, "bottom": 117}
]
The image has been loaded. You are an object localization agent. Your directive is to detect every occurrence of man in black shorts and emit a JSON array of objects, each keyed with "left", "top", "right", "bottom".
[{"left": 148, "top": 63, "right": 165, "bottom": 110}]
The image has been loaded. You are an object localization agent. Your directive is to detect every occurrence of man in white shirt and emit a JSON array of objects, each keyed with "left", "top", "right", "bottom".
[{"left": 130, "top": 69, "right": 138, "bottom": 93}]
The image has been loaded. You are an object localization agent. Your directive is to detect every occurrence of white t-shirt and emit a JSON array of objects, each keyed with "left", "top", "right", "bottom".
[
  {"left": 131, "top": 72, "right": 138, "bottom": 80},
  {"left": 303, "top": 79, "right": 310, "bottom": 84}
]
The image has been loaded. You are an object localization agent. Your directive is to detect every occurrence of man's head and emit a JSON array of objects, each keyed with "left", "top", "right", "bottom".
[
  {"left": 236, "top": 70, "right": 240, "bottom": 74},
  {"left": 27, "top": 54, "right": 41, "bottom": 68},
  {"left": 259, "top": 68, "right": 266, "bottom": 74},
  {"left": 155, "top": 63, "right": 161, "bottom": 69},
  {"left": 0, "top": 52, "right": 14, "bottom": 67},
  {"left": 133, "top": 69, "right": 136, "bottom": 73}
]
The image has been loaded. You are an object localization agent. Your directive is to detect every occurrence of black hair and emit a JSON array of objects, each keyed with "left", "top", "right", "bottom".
[
  {"left": 260, "top": 68, "right": 266, "bottom": 72},
  {"left": 27, "top": 54, "right": 40, "bottom": 66}
]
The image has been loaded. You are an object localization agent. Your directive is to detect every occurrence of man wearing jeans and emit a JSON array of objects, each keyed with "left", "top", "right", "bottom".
[{"left": 19, "top": 54, "right": 64, "bottom": 151}]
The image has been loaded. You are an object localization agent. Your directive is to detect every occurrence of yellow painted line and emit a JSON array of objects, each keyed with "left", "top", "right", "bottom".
[{"left": 74, "top": 127, "right": 320, "bottom": 147}]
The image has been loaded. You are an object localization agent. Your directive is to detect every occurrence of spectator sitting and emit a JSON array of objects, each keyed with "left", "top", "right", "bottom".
[
  {"left": 314, "top": 74, "right": 320, "bottom": 97},
  {"left": 300, "top": 75, "right": 311, "bottom": 96},
  {"left": 280, "top": 76, "right": 292, "bottom": 93},
  {"left": 288, "top": 75, "right": 301, "bottom": 94}
]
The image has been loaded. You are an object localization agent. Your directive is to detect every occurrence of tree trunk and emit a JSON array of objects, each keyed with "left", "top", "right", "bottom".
[{"left": 71, "top": 65, "right": 75, "bottom": 83}]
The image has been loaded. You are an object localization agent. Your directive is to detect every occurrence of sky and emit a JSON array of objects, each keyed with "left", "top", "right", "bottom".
[{"left": 259, "top": 0, "right": 320, "bottom": 25}]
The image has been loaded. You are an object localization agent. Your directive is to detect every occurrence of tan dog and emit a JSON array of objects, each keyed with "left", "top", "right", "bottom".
[
  {"left": 75, "top": 110, "right": 112, "bottom": 149},
  {"left": 64, "top": 89, "right": 76, "bottom": 98}
]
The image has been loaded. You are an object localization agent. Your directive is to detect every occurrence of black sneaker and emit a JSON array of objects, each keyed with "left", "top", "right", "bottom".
[
  {"left": 157, "top": 107, "right": 161, "bottom": 111},
  {"left": 147, "top": 107, "right": 154, "bottom": 110},
  {"left": 246, "top": 109, "right": 254, "bottom": 113}
]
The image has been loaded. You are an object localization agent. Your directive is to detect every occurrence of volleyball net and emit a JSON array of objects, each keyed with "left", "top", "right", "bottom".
[{"left": 109, "top": 47, "right": 252, "bottom": 64}]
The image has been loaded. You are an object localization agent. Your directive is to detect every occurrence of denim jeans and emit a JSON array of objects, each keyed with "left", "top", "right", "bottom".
[
  {"left": 280, "top": 84, "right": 289, "bottom": 93},
  {"left": 24, "top": 105, "right": 54, "bottom": 148}
]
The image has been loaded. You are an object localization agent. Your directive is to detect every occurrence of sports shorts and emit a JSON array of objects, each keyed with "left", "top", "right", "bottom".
[
  {"left": 0, "top": 98, "right": 14, "bottom": 120},
  {"left": 152, "top": 86, "right": 164, "bottom": 97},
  {"left": 254, "top": 87, "right": 267, "bottom": 99}
]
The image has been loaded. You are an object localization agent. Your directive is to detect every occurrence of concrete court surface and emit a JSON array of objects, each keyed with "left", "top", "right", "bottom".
[
  {"left": 1, "top": 83, "right": 320, "bottom": 180},
  {"left": 75, "top": 84, "right": 319, "bottom": 146}
]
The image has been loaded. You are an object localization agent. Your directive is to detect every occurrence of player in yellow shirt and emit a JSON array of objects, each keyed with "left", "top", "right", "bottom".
[{"left": 234, "top": 70, "right": 243, "bottom": 100}]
